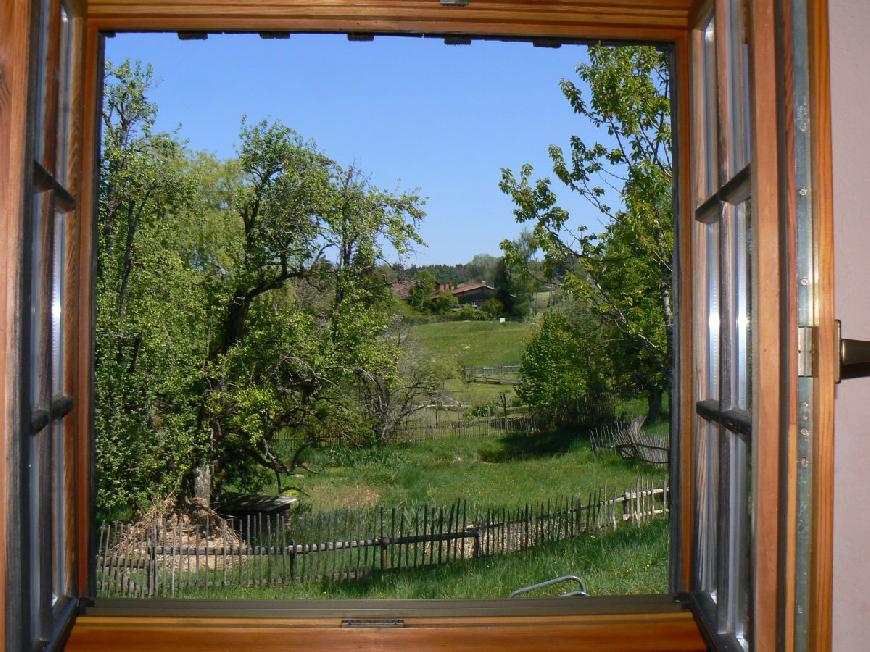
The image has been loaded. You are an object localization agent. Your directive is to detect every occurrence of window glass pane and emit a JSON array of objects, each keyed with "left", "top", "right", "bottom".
[
  {"left": 725, "top": 428, "right": 751, "bottom": 649},
  {"left": 52, "top": 211, "right": 66, "bottom": 395},
  {"left": 696, "top": 420, "right": 720, "bottom": 597},
  {"left": 52, "top": 419, "right": 66, "bottom": 604},
  {"left": 55, "top": 4, "right": 74, "bottom": 186},
  {"left": 29, "top": 190, "right": 54, "bottom": 641},
  {"left": 706, "top": 221, "right": 720, "bottom": 399},
  {"left": 729, "top": 0, "right": 751, "bottom": 172},
  {"left": 731, "top": 201, "right": 751, "bottom": 410},
  {"left": 34, "top": 0, "right": 52, "bottom": 168},
  {"left": 51, "top": 211, "right": 68, "bottom": 602},
  {"left": 702, "top": 15, "right": 718, "bottom": 197},
  {"left": 30, "top": 192, "right": 50, "bottom": 409}
]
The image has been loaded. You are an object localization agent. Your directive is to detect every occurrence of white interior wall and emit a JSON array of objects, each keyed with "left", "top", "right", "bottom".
[{"left": 829, "top": 0, "right": 870, "bottom": 648}]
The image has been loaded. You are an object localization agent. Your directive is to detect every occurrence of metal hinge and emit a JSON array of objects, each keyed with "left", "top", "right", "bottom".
[{"left": 797, "top": 326, "right": 814, "bottom": 377}]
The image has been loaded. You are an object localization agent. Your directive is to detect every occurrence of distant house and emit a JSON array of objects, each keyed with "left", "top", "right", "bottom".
[
  {"left": 451, "top": 282, "right": 497, "bottom": 308},
  {"left": 391, "top": 281, "right": 411, "bottom": 300}
]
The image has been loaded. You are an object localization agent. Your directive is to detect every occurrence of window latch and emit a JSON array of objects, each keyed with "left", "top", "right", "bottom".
[
  {"left": 835, "top": 319, "right": 870, "bottom": 383},
  {"left": 341, "top": 619, "right": 405, "bottom": 628}
]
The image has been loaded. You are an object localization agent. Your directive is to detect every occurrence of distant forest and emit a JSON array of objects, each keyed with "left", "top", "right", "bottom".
[{"left": 392, "top": 255, "right": 502, "bottom": 286}]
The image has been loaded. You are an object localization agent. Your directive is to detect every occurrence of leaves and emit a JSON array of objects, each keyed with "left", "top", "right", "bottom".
[
  {"left": 96, "top": 61, "right": 427, "bottom": 513},
  {"left": 501, "top": 45, "right": 672, "bottom": 419}
]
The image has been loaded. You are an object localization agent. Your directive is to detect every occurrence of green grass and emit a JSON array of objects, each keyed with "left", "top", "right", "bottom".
[
  {"left": 179, "top": 516, "right": 669, "bottom": 600},
  {"left": 409, "top": 320, "right": 531, "bottom": 368},
  {"left": 442, "top": 378, "right": 519, "bottom": 406},
  {"left": 408, "top": 319, "right": 531, "bottom": 408},
  {"left": 290, "top": 431, "right": 667, "bottom": 513}
]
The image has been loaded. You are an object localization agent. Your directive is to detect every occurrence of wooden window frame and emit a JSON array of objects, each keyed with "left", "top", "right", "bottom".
[{"left": 0, "top": 1, "right": 836, "bottom": 650}]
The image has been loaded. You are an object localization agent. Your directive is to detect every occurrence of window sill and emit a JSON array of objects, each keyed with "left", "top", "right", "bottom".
[{"left": 68, "top": 595, "right": 706, "bottom": 651}]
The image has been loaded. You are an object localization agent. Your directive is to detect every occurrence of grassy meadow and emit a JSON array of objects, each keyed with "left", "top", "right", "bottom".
[
  {"left": 182, "top": 516, "right": 669, "bottom": 600},
  {"left": 106, "top": 317, "right": 673, "bottom": 601},
  {"left": 408, "top": 319, "right": 531, "bottom": 407},
  {"left": 408, "top": 319, "right": 531, "bottom": 368},
  {"left": 292, "top": 431, "right": 667, "bottom": 514}
]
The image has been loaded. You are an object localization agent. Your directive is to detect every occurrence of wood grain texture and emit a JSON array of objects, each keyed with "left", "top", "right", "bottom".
[
  {"left": 675, "top": 31, "right": 695, "bottom": 595},
  {"left": 76, "top": 17, "right": 103, "bottom": 601},
  {"left": 0, "top": 0, "right": 35, "bottom": 647},
  {"left": 67, "top": 611, "right": 707, "bottom": 651},
  {"left": 84, "top": 0, "right": 692, "bottom": 38},
  {"left": 748, "top": 0, "right": 782, "bottom": 650},
  {"left": 807, "top": 0, "right": 834, "bottom": 649}
]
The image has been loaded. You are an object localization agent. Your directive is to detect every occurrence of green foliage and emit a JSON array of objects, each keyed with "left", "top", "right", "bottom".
[
  {"left": 495, "top": 230, "right": 537, "bottom": 318},
  {"left": 96, "top": 60, "right": 427, "bottom": 514},
  {"left": 96, "top": 60, "right": 212, "bottom": 515},
  {"left": 500, "top": 45, "right": 672, "bottom": 421},
  {"left": 408, "top": 270, "right": 436, "bottom": 311},
  {"left": 480, "top": 297, "right": 504, "bottom": 318},
  {"left": 429, "top": 288, "right": 458, "bottom": 314},
  {"left": 518, "top": 305, "right": 615, "bottom": 427}
]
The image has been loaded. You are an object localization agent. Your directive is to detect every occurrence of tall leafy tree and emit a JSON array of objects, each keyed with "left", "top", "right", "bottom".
[
  {"left": 96, "top": 61, "right": 210, "bottom": 515},
  {"left": 198, "top": 119, "right": 425, "bottom": 498},
  {"left": 500, "top": 45, "right": 672, "bottom": 421},
  {"left": 96, "top": 62, "right": 427, "bottom": 512}
]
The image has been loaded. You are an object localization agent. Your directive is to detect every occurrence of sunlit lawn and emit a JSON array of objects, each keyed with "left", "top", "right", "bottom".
[
  {"left": 287, "top": 431, "right": 667, "bottom": 514},
  {"left": 181, "top": 516, "right": 669, "bottom": 600}
]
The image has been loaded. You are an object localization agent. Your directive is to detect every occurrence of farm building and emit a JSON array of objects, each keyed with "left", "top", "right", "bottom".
[{"left": 451, "top": 282, "right": 497, "bottom": 307}]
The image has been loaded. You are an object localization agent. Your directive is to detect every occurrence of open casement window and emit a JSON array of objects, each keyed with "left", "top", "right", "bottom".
[
  {"left": 689, "top": 1, "right": 754, "bottom": 648},
  {"left": 0, "top": 1, "right": 837, "bottom": 651},
  {"left": 20, "top": 0, "right": 77, "bottom": 646},
  {"left": 13, "top": 0, "right": 83, "bottom": 648}
]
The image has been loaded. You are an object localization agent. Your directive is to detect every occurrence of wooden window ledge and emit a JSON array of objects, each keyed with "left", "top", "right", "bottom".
[{"left": 67, "top": 596, "right": 706, "bottom": 651}]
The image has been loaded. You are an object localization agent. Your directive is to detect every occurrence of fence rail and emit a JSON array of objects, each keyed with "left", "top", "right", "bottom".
[
  {"left": 96, "top": 477, "right": 668, "bottom": 598},
  {"left": 590, "top": 418, "right": 669, "bottom": 466},
  {"left": 462, "top": 364, "right": 521, "bottom": 384},
  {"left": 393, "top": 414, "right": 538, "bottom": 441}
]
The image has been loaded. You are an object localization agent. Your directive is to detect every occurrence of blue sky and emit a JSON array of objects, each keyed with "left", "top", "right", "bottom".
[{"left": 106, "top": 33, "right": 617, "bottom": 265}]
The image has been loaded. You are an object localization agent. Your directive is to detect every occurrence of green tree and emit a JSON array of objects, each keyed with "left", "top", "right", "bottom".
[
  {"left": 408, "top": 270, "right": 437, "bottom": 311},
  {"left": 96, "top": 62, "right": 427, "bottom": 512},
  {"left": 199, "top": 119, "right": 425, "bottom": 498},
  {"left": 96, "top": 60, "right": 211, "bottom": 515},
  {"left": 518, "top": 303, "right": 615, "bottom": 427},
  {"left": 429, "top": 288, "right": 458, "bottom": 314},
  {"left": 481, "top": 297, "right": 504, "bottom": 319},
  {"left": 500, "top": 45, "right": 671, "bottom": 421},
  {"left": 355, "top": 321, "right": 452, "bottom": 445}
]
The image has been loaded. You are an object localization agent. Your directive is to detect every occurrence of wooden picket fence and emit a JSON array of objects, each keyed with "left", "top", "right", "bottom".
[
  {"left": 462, "top": 364, "right": 521, "bottom": 385},
  {"left": 393, "top": 414, "right": 539, "bottom": 441},
  {"left": 590, "top": 418, "right": 670, "bottom": 466},
  {"left": 96, "top": 477, "right": 668, "bottom": 598}
]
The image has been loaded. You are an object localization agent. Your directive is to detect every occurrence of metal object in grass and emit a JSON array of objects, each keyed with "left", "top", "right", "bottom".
[{"left": 508, "top": 574, "right": 588, "bottom": 598}]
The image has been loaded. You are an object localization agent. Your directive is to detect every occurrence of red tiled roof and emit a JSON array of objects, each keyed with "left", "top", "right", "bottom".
[{"left": 452, "top": 282, "right": 495, "bottom": 295}]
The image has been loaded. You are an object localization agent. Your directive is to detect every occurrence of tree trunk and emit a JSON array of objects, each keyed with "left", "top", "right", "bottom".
[
  {"left": 193, "top": 465, "right": 211, "bottom": 508},
  {"left": 646, "top": 387, "right": 663, "bottom": 424}
]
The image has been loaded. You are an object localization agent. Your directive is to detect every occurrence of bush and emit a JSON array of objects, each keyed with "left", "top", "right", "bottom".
[
  {"left": 518, "top": 310, "right": 615, "bottom": 428},
  {"left": 481, "top": 297, "right": 504, "bottom": 318}
]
